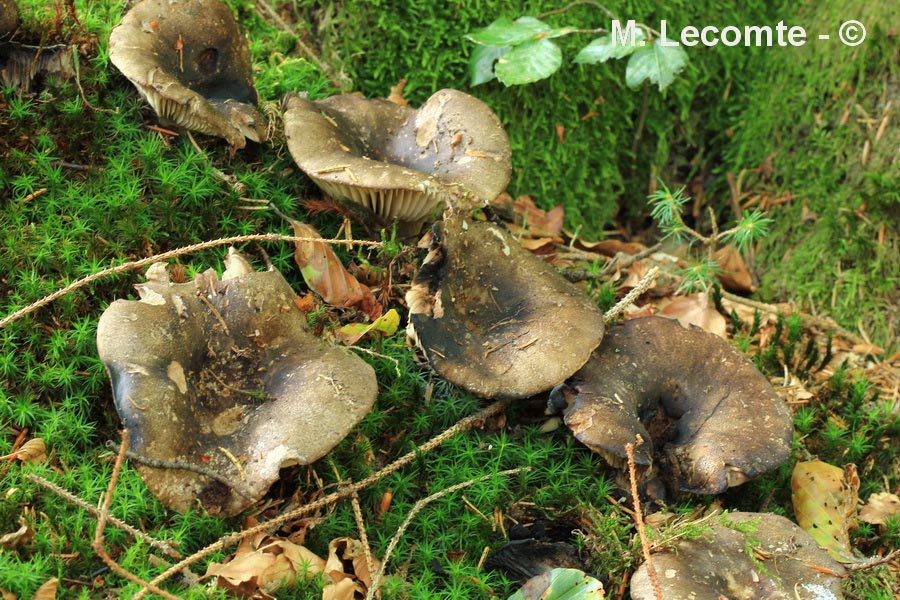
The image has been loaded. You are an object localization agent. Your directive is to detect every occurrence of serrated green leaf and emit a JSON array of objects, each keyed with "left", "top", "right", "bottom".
[
  {"left": 495, "top": 39, "right": 562, "bottom": 86},
  {"left": 574, "top": 29, "right": 646, "bottom": 64},
  {"left": 469, "top": 44, "right": 510, "bottom": 86},
  {"left": 467, "top": 16, "right": 550, "bottom": 46},
  {"left": 624, "top": 40, "right": 688, "bottom": 91},
  {"left": 507, "top": 568, "right": 605, "bottom": 600}
]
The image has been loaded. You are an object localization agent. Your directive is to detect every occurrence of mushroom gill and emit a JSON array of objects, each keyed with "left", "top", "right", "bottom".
[
  {"left": 555, "top": 316, "right": 793, "bottom": 495},
  {"left": 108, "top": 0, "right": 267, "bottom": 148},
  {"left": 96, "top": 250, "right": 377, "bottom": 516},
  {"left": 405, "top": 214, "right": 606, "bottom": 399},
  {"left": 283, "top": 89, "right": 511, "bottom": 236}
]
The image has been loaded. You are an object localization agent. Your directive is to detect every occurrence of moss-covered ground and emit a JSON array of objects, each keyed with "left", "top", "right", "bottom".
[{"left": 0, "top": 0, "right": 898, "bottom": 598}]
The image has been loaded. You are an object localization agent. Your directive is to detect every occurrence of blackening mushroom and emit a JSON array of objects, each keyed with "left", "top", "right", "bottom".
[
  {"left": 283, "top": 89, "right": 511, "bottom": 235},
  {"left": 405, "top": 214, "right": 606, "bottom": 399},
  {"left": 552, "top": 316, "right": 793, "bottom": 494},
  {"left": 96, "top": 249, "right": 377, "bottom": 516},
  {"left": 109, "top": 0, "right": 267, "bottom": 148},
  {"left": 631, "top": 512, "right": 845, "bottom": 599}
]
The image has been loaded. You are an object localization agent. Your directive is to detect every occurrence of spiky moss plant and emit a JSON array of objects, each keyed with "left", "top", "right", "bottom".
[
  {"left": 722, "top": 0, "right": 900, "bottom": 349},
  {"left": 292, "top": 0, "right": 788, "bottom": 239}
]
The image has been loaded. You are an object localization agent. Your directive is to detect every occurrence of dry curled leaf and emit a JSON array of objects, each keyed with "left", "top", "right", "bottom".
[
  {"left": 658, "top": 292, "right": 727, "bottom": 338},
  {"left": 0, "top": 517, "right": 35, "bottom": 550},
  {"left": 289, "top": 218, "right": 382, "bottom": 320},
  {"left": 32, "top": 578, "right": 58, "bottom": 600},
  {"left": 206, "top": 522, "right": 325, "bottom": 599},
  {"left": 713, "top": 245, "right": 754, "bottom": 293},
  {"left": 858, "top": 492, "right": 900, "bottom": 525},
  {"left": 1, "top": 586, "right": 16, "bottom": 600},
  {"left": 0, "top": 438, "right": 46, "bottom": 463},
  {"left": 323, "top": 537, "right": 381, "bottom": 600},
  {"left": 792, "top": 460, "right": 862, "bottom": 563}
]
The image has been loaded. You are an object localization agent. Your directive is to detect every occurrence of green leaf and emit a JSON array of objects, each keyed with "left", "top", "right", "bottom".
[
  {"left": 574, "top": 29, "right": 646, "bottom": 64},
  {"left": 467, "top": 16, "right": 549, "bottom": 46},
  {"left": 625, "top": 41, "right": 688, "bottom": 91},
  {"left": 507, "top": 568, "right": 605, "bottom": 600},
  {"left": 495, "top": 39, "right": 562, "bottom": 86},
  {"left": 469, "top": 44, "right": 510, "bottom": 86}
]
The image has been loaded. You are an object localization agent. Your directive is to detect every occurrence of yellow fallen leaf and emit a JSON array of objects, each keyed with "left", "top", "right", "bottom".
[
  {"left": 334, "top": 309, "right": 400, "bottom": 346},
  {"left": 0, "top": 438, "right": 46, "bottom": 463},
  {"left": 791, "top": 460, "right": 861, "bottom": 563}
]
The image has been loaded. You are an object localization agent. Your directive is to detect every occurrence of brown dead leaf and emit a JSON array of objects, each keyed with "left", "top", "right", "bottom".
[
  {"left": 1, "top": 586, "right": 16, "bottom": 600},
  {"left": 858, "top": 492, "right": 900, "bottom": 525},
  {"left": 850, "top": 343, "right": 885, "bottom": 356},
  {"left": 206, "top": 522, "right": 325, "bottom": 599},
  {"left": 778, "top": 373, "right": 815, "bottom": 404},
  {"left": 323, "top": 537, "right": 381, "bottom": 600},
  {"left": 0, "top": 517, "right": 35, "bottom": 550},
  {"left": 32, "top": 578, "right": 58, "bottom": 600},
  {"left": 386, "top": 79, "right": 408, "bottom": 106},
  {"left": 658, "top": 293, "right": 727, "bottom": 338},
  {"left": 555, "top": 124, "right": 565, "bottom": 144},
  {"left": 289, "top": 218, "right": 382, "bottom": 320},
  {"left": 511, "top": 195, "right": 564, "bottom": 236},
  {"left": 622, "top": 260, "right": 651, "bottom": 289},
  {"left": 574, "top": 238, "right": 646, "bottom": 257},
  {"left": 519, "top": 237, "right": 557, "bottom": 254},
  {"left": 713, "top": 245, "right": 754, "bottom": 293}
]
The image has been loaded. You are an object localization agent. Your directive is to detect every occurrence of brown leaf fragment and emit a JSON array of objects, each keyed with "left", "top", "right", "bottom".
[
  {"left": 32, "top": 578, "right": 58, "bottom": 600},
  {"left": 323, "top": 537, "right": 381, "bottom": 600},
  {"left": 0, "top": 438, "right": 46, "bottom": 463},
  {"left": 658, "top": 293, "right": 727, "bottom": 338},
  {"left": 1, "top": 586, "right": 16, "bottom": 600},
  {"left": 511, "top": 195, "right": 564, "bottom": 236},
  {"left": 555, "top": 124, "right": 565, "bottom": 143},
  {"left": 289, "top": 218, "right": 382, "bottom": 319},
  {"left": 858, "top": 492, "right": 900, "bottom": 525},
  {"left": 713, "top": 245, "right": 754, "bottom": 293},
  {"left": 0, "top": 517, "right": 35, "bottom": 550},
  {"left": 575, "top": 238, "right": 646, "bottom": 257},
  {"left": 386, "top": 78, "right": 408, "bottom": 106}
]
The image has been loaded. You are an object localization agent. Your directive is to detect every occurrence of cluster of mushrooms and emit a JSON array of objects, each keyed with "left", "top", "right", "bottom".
[{"left": 93, "top": 0, "right": 845, "bottom": 597}]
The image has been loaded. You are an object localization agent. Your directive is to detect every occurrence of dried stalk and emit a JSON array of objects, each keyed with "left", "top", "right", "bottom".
[
  {"left": 625, "top": 438, "right": 662, "bottom": 600},
  {"left": 350, "top": 492, "right": 376, "bottom": 580},
  {"left": 92, "top": 430, "right": 181, "bottom": 600},
  {"left": 0, "top": 233, "right": 383, "bottom": 329},
  {"left": 604, "top": 266, "right": 660, "bottom": 323},
  {"left": 364, "top": 467, "right": 527, "bottom": 600},
  {"left": 132, "top": 400, "right": 509, "bottom": 599},
  {"left": 26, "top": 473, "right": 181, "bottom": 559}
]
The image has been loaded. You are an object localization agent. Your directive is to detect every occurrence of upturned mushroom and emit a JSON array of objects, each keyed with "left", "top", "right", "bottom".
[
  {"left": 406, "top": 213, "right": 606, "bottom": 399},
  {"left": 108, "top": 0, "right": 267, "bottom": 148},
  {"left": 283, "top": 89, "right": 511, "bottom": 235},
  {"left": 550, "top": 316, "right": 793, "bottom": 495},
  {"left": 631, "top": 512, "right": 845, "bottom": 599},
  {"left": 96, "top": 249, "right": 377, "bottom": 516}
]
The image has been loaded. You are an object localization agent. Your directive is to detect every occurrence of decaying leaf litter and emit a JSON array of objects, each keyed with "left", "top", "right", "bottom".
[{"left": 1, "top": 1, "right": 900, "bottom": 600}]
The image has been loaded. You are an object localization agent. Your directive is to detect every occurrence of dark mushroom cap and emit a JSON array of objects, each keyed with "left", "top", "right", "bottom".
[
  {"left": 109, "top": 0, "right": 267, "bottom": 147},
  {"left": 96, "top": 251, "right": 377, "bottom": 516},
  {"left": 283, "top": 89, "right": 511, "bottom": 230},
  {"left": 631, "top": 512, "right": 845, "bottom": 599},
  {"left": 406, "top": 214, "right": 605, "bottom": 399},
  {"left": 560, "top": 316, "right": 793, "bottom": 494}
]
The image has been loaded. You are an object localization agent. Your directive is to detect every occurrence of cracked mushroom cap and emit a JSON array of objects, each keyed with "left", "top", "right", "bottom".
[
  {"left": 283, "top": 89, "right": 511, "bottom": 232},
  {"left": 96, "top": 250, "right": 377, "bottom": 516},
  {"left": 405, "top": 214, "right": 606, "bottom": 399},
  {"left": 555, "top": 316, "right": 793, "bottom": 494},
  {"left": 631, "top": 512, "right": 845, "bottom": 600},
  {"left": 109, "top": 0, "right": 267, "bottom": 148}
]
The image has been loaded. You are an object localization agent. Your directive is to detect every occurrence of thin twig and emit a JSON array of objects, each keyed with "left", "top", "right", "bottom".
[
  {"left": 350, "top": 492, "right": 376, "bottom": 580},
  {"left": 132, "top": 400, "right": 509, "bottom": 599},
  {"left": 844, "top": 547, "right": 900, "bottom": 572},
  {"left": 625, "top": 439, "right": 661, "bottom": 600},
  {"left": 92, "top": 430, "right": 181, "bottom": 600},
  {"left": 25, "top": 473, "right": 181, "bottom": 559},
  {"left": 364, "top": 467, "right": 527, "bottom": 600},
  {"left": 604, "top": 266, "right": 660, "bottom": 323},
  {"left": 0, "top": 233, "right": 383, "bottom": 329},
  {"left": 600, "top": 242, "right": 663, "bottom": 276}
]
